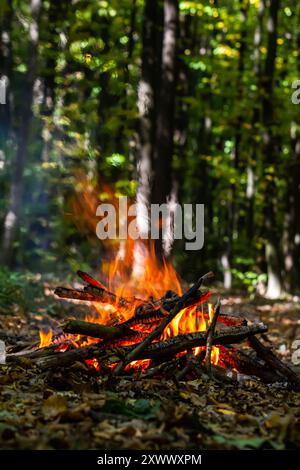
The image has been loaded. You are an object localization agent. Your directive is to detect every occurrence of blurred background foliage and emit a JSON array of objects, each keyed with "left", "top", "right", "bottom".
[{"left": 0, "top": 0, "right": 300, "bottom": 299}]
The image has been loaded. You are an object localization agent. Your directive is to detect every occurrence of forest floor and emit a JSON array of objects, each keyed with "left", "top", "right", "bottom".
[{"left": 0, "top": 279, "right": 300, "bottom": 450}]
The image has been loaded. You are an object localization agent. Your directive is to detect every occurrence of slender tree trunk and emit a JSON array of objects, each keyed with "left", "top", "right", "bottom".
[
  {"left": 1, "top": 0, "right": 42, "bottom": 266},
  {"left": 133, "top": 0, "right": 163, "bottom": 275},
  {"left": 289, "top": 123, "right": 300, "bottom": 289},
  {"left": 247, "top": 0, "right": 265, "bottom": 241},
  {"left": 96, "top": 17, "right": 111, "bottom": 184},
  {"left": 0, "top": 0, "right": 13, "bottom": 146},
  {"left": 33, "top": 0, "right": 59, "bottom": 258},
  {"left": 285, "top": 3, "right": 300, "bottom": 290},
  {"left": 223, "top": 0, "right": 249, "bottom": 290},
  {"left": 115, "top": 0, "right": 137, "bottom": 153},
  {"left": 170, "top": 12, "right": 194, "bottom": 258},
  {"left": 152, "top": 0, "right": 179, "bottom": 260},
  {"left": 261, "top": 0, "right": 281, "bottom": 298}
]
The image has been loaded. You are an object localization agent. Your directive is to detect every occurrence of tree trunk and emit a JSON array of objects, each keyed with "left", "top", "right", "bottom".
[
  {"left": 1, "top": 0, "right": 42, "bottom": 266},
  {"left": 0, "top": 0, "right": 13, "bottom": 146},
  {"left": 283, "top": 3, "right": 300, "bottom": 291},
  {"left": 247, "top": 0, "right": 266, "bottom": 242},
  {"left": 152, "top": 0, "right": 179, "bottom": 260},
  {"left": 133, "top": 0, "right": 163, "bottom": 275},
  {"left": 223, "top": 0, "right": 249, "bottom": 290},
  {"left": 33, "top": 0, "right": 60, "bottom": 260},
  {"left": 261, "top": 0, "right": 281, "bottom": 298}
]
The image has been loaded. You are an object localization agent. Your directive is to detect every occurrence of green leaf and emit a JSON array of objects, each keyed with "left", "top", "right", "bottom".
[{"left": 101, "top": 398, "right": 160, "bottom": 420}]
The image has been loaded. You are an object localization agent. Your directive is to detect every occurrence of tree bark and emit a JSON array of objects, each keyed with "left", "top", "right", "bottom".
[
  {"left": 1, "top": 0, "right": 42, "bottom": 266},
  {"left": 62, "top": 319, "right": 136, "bottom": 341},
  {"left": 152, "top": 0, "right": 179, "bottom": 260},
  {"left": 223, "top": 1, "right": 249, "bottom": 290},
  {"left": 0, "top": 0, "right": 13, "bottom": 146},
  {"left": 133, "top": 0, "right": 163, "bottom": 276},
  {"left": 284, "top": 3, "right": 300, "bottom": 290},
  {"left": 261, "top": 0, "right": 281, "bottom": 299},
  {"left": 244, "top": 0, "right": 265, "bottom": 277}
]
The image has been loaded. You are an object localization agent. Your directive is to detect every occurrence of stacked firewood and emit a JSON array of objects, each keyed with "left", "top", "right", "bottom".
[{"left": 5, "top": 270, "right": 300, "bottom": 391}]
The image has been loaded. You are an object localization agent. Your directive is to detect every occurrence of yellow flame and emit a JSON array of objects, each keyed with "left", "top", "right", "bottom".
[
  {"left": 39, "top": 329, "right": 53, "bottom": 348},
  {"left": 161, "top": 303, "right": 219, "bottom": 365}
]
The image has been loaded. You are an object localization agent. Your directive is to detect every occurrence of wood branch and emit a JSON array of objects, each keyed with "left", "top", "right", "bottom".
[
  {"left": 120, "top": 310, "right": 167, "bottom": 327},
  {"left": 54, "top": 287, "right": 107, "bottom": 303},
  {"left": 134, "top": 289, "right": 211, "bottom": 317},
  {"left": 205, "top": 299, "right": 221, "bottom": 375},
  {"left": 77, "top": 270, "right": 107, "bottom": 290},
  {"left": 36, "top": 344, "right": 97, "bottom": 368},
  {"left": 83, "top": 285, "right": 144, "bottom": 307},
  {"left": 248, "top": 336, "right": 300, "bottom": 390},
  {"left": 112, "top": 323, "right": 267, "bottom": 361},
  {"left": 201, "top": 364, "right": 237, "bottom": 384},
  {"left": 36, "top": 322, "right": 267, "bottom": 370},
  {"left": 142, "top": 357, "right": 184, "bottom": 378},
  {"left": 120, "top": 307, "right": 245, "bottom": 330},
  {"left": 221, "top": 346, "right": 284, "bottom": 384},
  {"left": 218, "top": 312, "right": 247, "bottom": 327},
  {"left": 54, "top": 286, "right": 131, "bottom": 307},
  {"left": 0, "top": 330, "right": 32, "bottom": 346},
  {"left": 176, "top": 350, "right": 206, "bottom": 380},
  {"left": 55, "top": 274, "right": 213, "bottom": 324},
  {"left": 62, "top": 319, "right": 136, "bottom": 340},
  {"left": 112, "top": 271, "right": 214, "bottom": 375},
  {"left": 6, "top": 343, "right": 61, "bottom": 363}
]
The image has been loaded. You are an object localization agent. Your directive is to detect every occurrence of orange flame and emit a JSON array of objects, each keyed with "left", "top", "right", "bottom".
[
  {"left": 39, "top": 178, "right": 220, "bottom": 370},
  {"left": 161, "top": 302, "right": 219, "bottom": 365},
  {"left": 39, "top": 329, "right": 53, "bottom": 348}
]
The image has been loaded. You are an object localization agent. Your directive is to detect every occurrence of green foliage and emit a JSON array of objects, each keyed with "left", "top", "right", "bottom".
[
  {"left": 0, "top": 268, "right": 44, "bottom": 315},
  {"left": 101, "top": 396, "right": 160, "bottom": 420}
]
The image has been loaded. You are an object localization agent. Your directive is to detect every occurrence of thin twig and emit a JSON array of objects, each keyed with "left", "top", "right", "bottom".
[
  {"left": 62, "top": 319, "right": 137, "bottom": 340},
  {"left": 205, "top": 298, "right": 221, "bottom": 375}
]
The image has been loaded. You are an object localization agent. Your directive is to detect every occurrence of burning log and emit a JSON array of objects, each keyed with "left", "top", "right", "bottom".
[
  {"left": 77, "top": 270, "right": 107, "bottom": 290},
  {"left": 134, "top": 289, "right": 211, "bottom": 318},
  {"left": 120, "top": 310, "right": 166, "bottom": 327},
  {"left": 121, "top": 323, "right": 268, "bottom": 361},
  {"left": 57, "top": 268, "right": 213, "bottom": 315},
  {"left": 120, "top": 308, "right": 245, "bottom": 330},
  {"left": 62, "top": 319, "right": 136, "bottom": 340},
  {"left": 55, "top": 268, "right": 146, "bottom": 307},
  {"left": 113, "top": 271, "right": 215, "bottom": 374},
  {"left": 54, "top": 286, "right": 131, "bottom": 307},
  {"left": 35, "top": 322, "right": 267, "bottom": 370}
]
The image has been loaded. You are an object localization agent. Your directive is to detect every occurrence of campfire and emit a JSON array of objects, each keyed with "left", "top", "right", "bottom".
[{"left": 6, "top": 247, "right": 300, "bottom": 391}]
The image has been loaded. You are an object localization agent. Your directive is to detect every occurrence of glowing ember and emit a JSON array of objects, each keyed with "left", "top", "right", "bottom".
[{"left": 85, "top": 358, "right": 101, "bottom": 371}]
